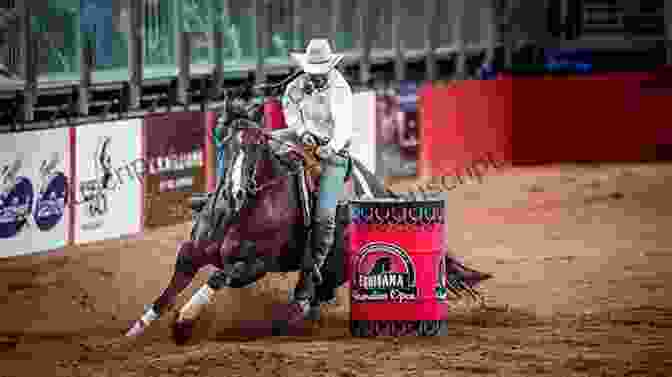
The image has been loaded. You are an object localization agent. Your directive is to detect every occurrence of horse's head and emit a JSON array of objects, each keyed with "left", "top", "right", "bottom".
[
  {"left": 216, "top": 88, "right": 284, "bottom": 216},
  {"left": 224, "top": 124, "right": 272, "bottom": 213}
]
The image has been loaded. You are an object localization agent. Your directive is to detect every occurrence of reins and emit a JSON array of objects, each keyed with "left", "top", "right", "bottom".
[{"left": 225, "top": 122, "right": 316, "bottom": 196}]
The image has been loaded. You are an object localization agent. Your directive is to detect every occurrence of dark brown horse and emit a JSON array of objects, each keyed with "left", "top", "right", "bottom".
[{"left": 125, "top": 91, "right": 492, "bottom": 343}]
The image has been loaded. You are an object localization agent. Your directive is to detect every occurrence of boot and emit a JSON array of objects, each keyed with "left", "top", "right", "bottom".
[{"left": 293, "top": 215, "right": 337, "bottom": 303}]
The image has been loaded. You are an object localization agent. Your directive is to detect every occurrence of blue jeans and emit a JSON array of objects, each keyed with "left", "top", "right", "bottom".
[
  {"left": 315, "top": 152, "right": 349, "bottom": 221},
  {"left": 216, "top": 145, "right": 227, "bottom": 183}
]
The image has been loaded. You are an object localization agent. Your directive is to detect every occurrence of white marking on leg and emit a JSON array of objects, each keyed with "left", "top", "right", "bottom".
[
  {"left": 178, "top": 284, "right": 215, "bottom": 321},
  {"left": 140, "top": 307, "right": 160, "bottom": 326},
  {"left": 230, "top": 151, "right": 245, "bottom": 198}
]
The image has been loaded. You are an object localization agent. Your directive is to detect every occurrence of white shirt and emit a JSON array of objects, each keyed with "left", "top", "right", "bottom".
[{"left": 281, "top": 70, "right": 353, "bottom": 152}]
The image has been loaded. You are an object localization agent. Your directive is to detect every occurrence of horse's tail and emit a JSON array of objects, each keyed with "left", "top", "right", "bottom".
[{"left": 349, "top": 157, "right": 400, "bottom": 199}]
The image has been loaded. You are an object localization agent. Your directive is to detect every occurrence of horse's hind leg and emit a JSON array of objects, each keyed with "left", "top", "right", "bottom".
[{"left": 125, "top": 240, "right": 221, "bottom": 338}]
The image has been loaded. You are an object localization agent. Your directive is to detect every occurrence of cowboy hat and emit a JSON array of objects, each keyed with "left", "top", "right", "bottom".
[{"left": 290, "top": 39, "right": 344, "bottom": 75}]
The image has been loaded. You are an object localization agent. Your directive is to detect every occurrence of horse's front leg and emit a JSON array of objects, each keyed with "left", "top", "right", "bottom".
[
  {"left": 171, "top": 239, "right": 266, "bottom": 344},
  {"left": 125, "top": 240, "right": 222, "bottom": 339}
]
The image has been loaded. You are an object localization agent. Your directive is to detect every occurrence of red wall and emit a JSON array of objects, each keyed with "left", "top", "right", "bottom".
[
  {"left": 421, "top": 72, "right": 672, "bottom": 172},
  {"left": 507, "top": 72, "right": 664, "bottom": 163},
  {"left": 419, "top": 80, "right": 513, "bottom": 177}
]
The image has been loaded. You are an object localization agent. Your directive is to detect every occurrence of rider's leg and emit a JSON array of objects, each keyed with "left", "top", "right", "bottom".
[{"left": 294, "top": 152, "right": 349, "bottom": 302}]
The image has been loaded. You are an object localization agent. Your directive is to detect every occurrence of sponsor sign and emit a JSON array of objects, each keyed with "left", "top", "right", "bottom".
[
  {"left": 72, "top": 119, "right": 143, "bottom": 244},
  {"left": 0, "top": 128, "right": 70, "bottom": 257},
  {"left": 143, "top": 112, "right": 207, "bottom": 228}
]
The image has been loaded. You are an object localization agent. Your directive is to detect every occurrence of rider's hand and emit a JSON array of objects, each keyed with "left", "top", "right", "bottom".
[{"left": 316, "top": 145, "right": 335, "bottom": 159}]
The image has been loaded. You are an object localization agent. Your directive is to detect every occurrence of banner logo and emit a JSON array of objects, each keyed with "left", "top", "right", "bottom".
[
  {"left": 34, "top": 153, "right": 67, "bottom": 231},
  {"left": 0, "top": 163, "right": 33, "bottom": 239},
  {"left": 352, "top": 242, "right": 417, "bottom": 302},
  {"left": 79, "top": 136, "right": 116, "bottom": 229}
]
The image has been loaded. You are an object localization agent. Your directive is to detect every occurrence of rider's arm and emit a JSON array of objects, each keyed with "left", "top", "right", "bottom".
[
  {"left": 327, "top": 76, "right": 353, "bottom": 153},
  {"left": 281, "top": 77, "right": 306, "bottom": 136}
]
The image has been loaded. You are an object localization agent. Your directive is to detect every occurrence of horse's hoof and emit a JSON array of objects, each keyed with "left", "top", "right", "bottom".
[
  {"left": 125, "top": 320, "right": 146, "bottom": 338},
  {"left": 323, "top": 297, "right": 338, "bottom": 305},
  {"left": 271, "top": 320, "right": 289, "bottom": 336},
  {"left": 463, "top": 271, "right": 494, "bottom": 288},
  {"left": 287, "top": 300, "right": 310, "bottom": 325},
  {"left": 171, "top": 319, "right": 195, "bottom": 345}
]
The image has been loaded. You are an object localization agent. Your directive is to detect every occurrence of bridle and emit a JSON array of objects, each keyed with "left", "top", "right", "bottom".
[{"left": 225, "top": 120, "right": 313, "bottom": 197}]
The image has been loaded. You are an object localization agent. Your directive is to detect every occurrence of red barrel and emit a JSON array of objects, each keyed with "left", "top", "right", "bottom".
[
  {"left": 263, "top": 99, "right": 286, "bottom": 130},
  {"left": 347, "top": 199, "right": 447, "bottom": 335}
]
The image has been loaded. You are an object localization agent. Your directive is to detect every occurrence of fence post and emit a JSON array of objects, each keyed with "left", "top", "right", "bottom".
[
  {"left": 177, "top": 31, "right": 191, "bottom": 110},
  {"left": 424, "top": 0, "right": 438, "bottom": 81},
  {"left": 330, "top": 0, "right": 343, "bottom": 49},
  {"left": 23, "top": 38, "right": 38, "bottom": 125},
  {"left": 453, "top": 0, "right": 467, "bottom": 79},
  {"left": 210, "top": 0, "right": 224, "bottom": 98},
  {"left": 16, "top": 0, "right": 26, "bottom": 80},
  {"left": 254, "top": 0, "right": 267, "bottom": 84},
  {"left": 19, "top": 2, "right": 35, "bottom": 123},
  {"left": 79, "top": 35, "right": 93, "bottom": 116},
  {"left": 392, "top": 0, "right": 405, "bottom": 81},
  {"left": 496, "top": 0, "right": 514, "bottom": 69},
  {"left": 666, "top": 0, "right": 672, "bottom": 65},
  {"left": 128, "top": 0, "right": 143, "bottom": 109},
  {"left": 358, "top": 0, "right": 371, "bottom": 85},
  {"left": 484, "top": 0, "right": 498, "bottom": 67},
  {"left": 292, "top": 0, "right": 304, "bottom": 50}
]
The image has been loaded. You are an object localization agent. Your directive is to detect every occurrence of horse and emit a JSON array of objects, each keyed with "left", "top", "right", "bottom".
[{"left": 125, "top": 90, "right": 492, "bottom": 343}]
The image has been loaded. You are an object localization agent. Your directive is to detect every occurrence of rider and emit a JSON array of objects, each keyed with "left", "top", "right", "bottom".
[{"left": 272, "top": 39, "right": 353, "bottom": 309}]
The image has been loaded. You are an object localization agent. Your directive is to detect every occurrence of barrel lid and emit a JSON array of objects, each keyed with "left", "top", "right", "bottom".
[{"left": 349, "top": 198, "right": 444, "bottom": 207}]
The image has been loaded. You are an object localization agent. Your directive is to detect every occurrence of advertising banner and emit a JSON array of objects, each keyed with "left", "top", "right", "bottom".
[
  {"left": 376, "top": 82, "right": 419, "bottom": 178},
  {"left": 350, "top": 90, "right": 377, "bottom": 174},
  {"left": 205, "top": 112, "right": 218, "bottom": 193},
  {"left": 71, "top": 119, "right": 143, "bottom": 245},
  {"left": 143, "top": 112, "right": 207, "bottom": 229},
  {"left": 0, "top": 128, "right": 70, "bottom": 258}
]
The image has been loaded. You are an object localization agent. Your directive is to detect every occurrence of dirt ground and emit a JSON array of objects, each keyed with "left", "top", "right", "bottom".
[{"left": 1, "top": 162, "right": 671, "bottom": 377}]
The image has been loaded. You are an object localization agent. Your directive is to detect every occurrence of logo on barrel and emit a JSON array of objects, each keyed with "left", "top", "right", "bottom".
[
  {"left": 352, "top": 242, "right": 417, "bottom": 302},
  {"left": 435, "top": 256, "right": 449, "bottom": 301}
]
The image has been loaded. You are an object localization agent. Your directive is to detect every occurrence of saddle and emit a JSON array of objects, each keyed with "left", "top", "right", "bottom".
[{"left": 287, "top": 144, "right": 353, "bottom": 227}]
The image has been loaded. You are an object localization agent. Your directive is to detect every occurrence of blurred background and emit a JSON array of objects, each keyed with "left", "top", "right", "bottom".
[{"left": 0, "top": 1, "right": 667, "bottom": 122}]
